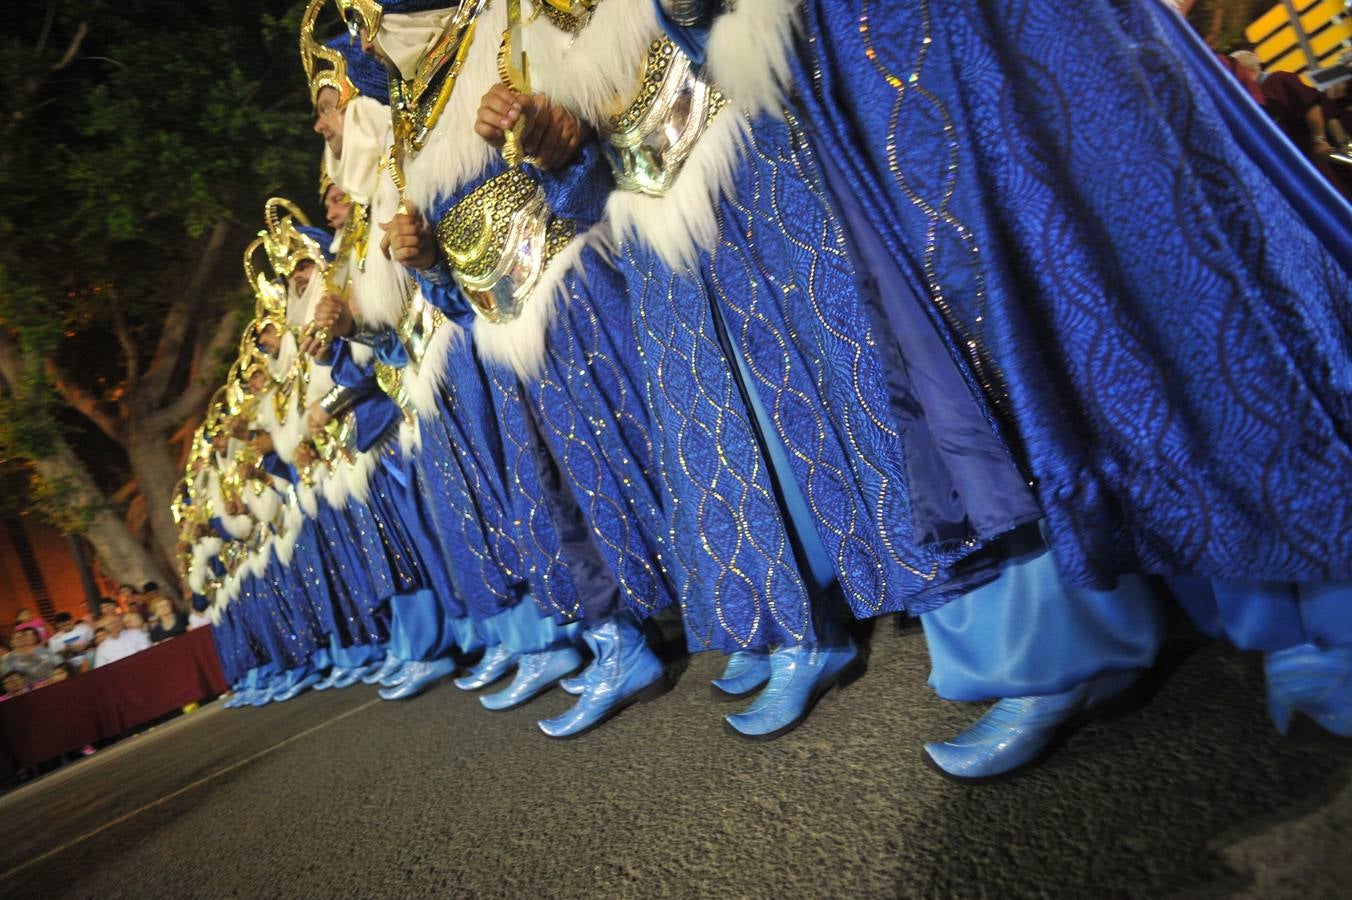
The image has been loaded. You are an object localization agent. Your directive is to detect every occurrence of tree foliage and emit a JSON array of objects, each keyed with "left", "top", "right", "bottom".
[{"left": 0, "top": 0, "right": 320, "bottom": 588}]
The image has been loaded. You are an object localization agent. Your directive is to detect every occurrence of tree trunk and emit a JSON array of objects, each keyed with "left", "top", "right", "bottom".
[
  {"left": 32, "top": 442, "right": 174, "bottom": 593},
  {"left": 124, "top": 424, "right": 183, "bottom": 580}
]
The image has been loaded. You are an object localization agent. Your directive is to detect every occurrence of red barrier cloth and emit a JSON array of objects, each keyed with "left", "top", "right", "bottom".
[{"left": 0, "top": 626, "right": 226, "bottom": 768}]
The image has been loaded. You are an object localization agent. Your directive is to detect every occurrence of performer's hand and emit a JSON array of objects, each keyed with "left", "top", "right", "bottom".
[
  {"left": 475, "top": 83, "right": 524, "bottom": 148},
  {"left": 225, "top": 498, "right": 246, "bottom": 517},
  {"left": 314, "top": 294, "right": 354, "bottom": 337},
  {"left": 294, "top": 440, "right": 318, "bottom": 467},
  {"left": 379, "top": 209, "right": 437, "bottom": 269},
  {"left": 306, "top": 403, "right": 333, "bottom": 434},
  {"left": 521, "top": 96, "right": 588, "bottom": 170}
]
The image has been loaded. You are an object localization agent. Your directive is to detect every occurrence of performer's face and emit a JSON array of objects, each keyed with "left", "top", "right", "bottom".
[
  {"left": 292, "top": 260, "right": 317, "bottom": 298},
  {"left": 324, "top": 184, "right": 351, "bottom": 230},
  {"left": 313, "top": 87, "right": 344, "bottom": 156},
  {"left": 248, "top": 371, "right": 268, "bottom": 394},
  {"left": 258, "top": 324, "right": 281, "bottom": 358}
]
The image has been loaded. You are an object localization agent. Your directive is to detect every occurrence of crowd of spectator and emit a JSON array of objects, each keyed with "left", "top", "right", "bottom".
[
  {"left": 1224, "top": 49, "right": 1352, "bottom": 201},
  {"left": 0, "top": 584, "right": 210, "bottom": 701}
]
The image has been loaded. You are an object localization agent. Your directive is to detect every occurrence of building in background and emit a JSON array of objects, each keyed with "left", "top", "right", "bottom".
[{"left": 0, "top": 517, "right": 107, "bottom": 638}]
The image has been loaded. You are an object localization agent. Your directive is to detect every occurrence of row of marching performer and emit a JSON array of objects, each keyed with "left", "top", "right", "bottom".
[{"left": 176, "top": 0, "right": 1352, "bottom": 780}]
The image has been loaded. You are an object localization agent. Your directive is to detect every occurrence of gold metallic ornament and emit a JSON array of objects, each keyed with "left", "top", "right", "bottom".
[
  {"left": 603, "top": 39, "right": 726, "bottom": 197},
  {"left": 301, "top": 0, "right": 362, "bottom": 109},
  {"left": 435, "top": 167, "right": 575, "bottom": 324},
  {"left": 335, "top": 0, "right": 384, "bottom": 43}
]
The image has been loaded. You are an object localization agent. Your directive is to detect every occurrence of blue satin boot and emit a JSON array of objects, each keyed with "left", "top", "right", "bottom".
[
  {"left": 274, "top": 668, "right": 321, "bottom": 702},
  {"left": 538, "top": 613, "right": 669, "bottom": 738},
  {"left": 378, "top": 657, "right": 457, "bottom": 700},
  {"left": 329, "top": 667, "right": 364, "bottom": 690},
  {"left": 1265, "top": 643, "right": 1352, "bottom": 737},
  {"left": 362, "top": 652, "right": 402, "bottom": 685},
  {"left": 711, "top": 648, "right": 772, "bottom": 701},
  {"left": 311, "top": 669, "right": 340, "bottom": 692},
  {"left": 724, "top": 634, "right": 860, "bottom": 740},
  {"left": 922, "top": 668, "right": 1143, "bottom": 780},
  {"left": 559, "top": 629, "right": 601, "bottom": 696},
  {"left": 379, "top": 660, "right": 412, "bottom": 688},
  {"left": 480, "top": 646, "right": 584, "bottom": 711},
  {"left": 454, "top": 644, "right": 517, "bottom": 691}
]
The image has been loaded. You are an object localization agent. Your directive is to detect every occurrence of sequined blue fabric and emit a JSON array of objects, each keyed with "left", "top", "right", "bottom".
[{"left": 794, "top": 0, "right": 1352, "bottom": 584}]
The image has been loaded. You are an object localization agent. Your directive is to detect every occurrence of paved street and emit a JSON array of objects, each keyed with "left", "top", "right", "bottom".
[{"left": 2, "top": 618, "right": 1348, "bottom": 899}]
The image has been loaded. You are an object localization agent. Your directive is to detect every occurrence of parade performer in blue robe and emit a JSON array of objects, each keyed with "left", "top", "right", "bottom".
[
  {"left": 299, "top": 6, "right": 494, "bottom": 700},
  {"left": 335, "top": 0, "right": 676, "bottom": 716},
  {"left": 376, "top": 11, "right": 691, "bottom": 735},
  {"left": 678, "top": 0, "right": 1352, "bottom": 776}
]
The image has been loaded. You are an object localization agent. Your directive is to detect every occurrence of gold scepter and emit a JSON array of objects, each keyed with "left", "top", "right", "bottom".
[{"left": 500, "top": 0, "right": 531, "bottom": 167}]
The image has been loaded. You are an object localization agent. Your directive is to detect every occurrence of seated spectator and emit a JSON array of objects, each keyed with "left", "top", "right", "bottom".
[
  {"left": 1230, "top": 50, "right": 1352, "bottom": 200},
  {"left": 92, "top": 615, "right": 150, "bottom": 668},
  {"left": 116, "top": 583, "right": 138, "bottom": 608},
  {"left": 5, "top": 627, "right": 62, "bottom": 683},
  {"left": 1, "top": 671, "right": 29, "bottom": 701},
  {"left": 47, "top": 613, "right": 94, "bottom": 658},
  {"left": 13, "top": 608, "right": 51, "bottom": 643},
  {"left": 97, "top": 596, "right": 121, "bottom": 620},
  {"left": 147, "top": 597, "right": 189, "bottom": 643},
  {"left": 40, "top": 664, "right": 73, "bottom": 687}
]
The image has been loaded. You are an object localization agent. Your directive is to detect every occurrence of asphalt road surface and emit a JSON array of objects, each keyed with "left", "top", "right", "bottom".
[{"left": 2, "top": 618, "right": 1348, "bottom": 899}]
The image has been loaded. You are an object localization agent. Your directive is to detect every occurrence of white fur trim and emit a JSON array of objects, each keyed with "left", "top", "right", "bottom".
[
  {"left": 399, "top": 416, "right": 421, "bottom": 458},
  {"left": 525, "top": 0, "right": 658, "bottom": 123},
  {"left": 605, "top": 109, "right": 750, "bottom": 269},
  {"left": 704, "top": 0, "right": 798, "bottom": 118},
  {"left": 405, "top": 317, "right": 463, "bottom": 418},
  {"left": 321, "top": 462, "right": 350, "bottom": 508},
  {"left": 244, "top": 485, "right": 280, "bottom": 525},
  {"left": 272, "top": 393, "right": 308, "bottom": 464},
  {"left": 350, "top": 181, "right": 413, "bottom": 329},
  {"left": 274, "top": 503, "right": 306, "bottom": 567},
  {"left": 401, "top": 1, "right": 504, "bottom": 216},
  {"left": 297, "top": 482, "right": 321, "bottom": 519}
]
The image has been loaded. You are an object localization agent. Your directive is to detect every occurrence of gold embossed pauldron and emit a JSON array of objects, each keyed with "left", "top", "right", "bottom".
[
  {"left": 603, "top": 39, "right": 725, "bottom": 197},
  {"left": 434, "top": 169, "right": 576, "bottom": 324}
]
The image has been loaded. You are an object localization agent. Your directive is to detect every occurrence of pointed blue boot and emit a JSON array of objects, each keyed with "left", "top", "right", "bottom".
[
  {"left": 724, "top": 636, "right": 859, "bottom": 740},
  {"left": 539, "top": 614, "right": 668, "bottom": 738},
  {"left": 380, "top": 660, "right": 414, "bottom": 689},
  {"left": 378, "top": 657, "right": 456, "bottom": 700},
  {"left": 922, "top": 668, "right": 1143, "bottom": 780},
  {"left": 1265, "top": 643, "right": 1352, "bottom": 737},
  {"left": 712, "top": 648, "right": 772, "bottom": 700},
  {"left": 274, "top": 670, "right": 321, "bottom": 703},
  {"left": 312, "top": 669, "right": 341, "bottom": 692},
  {"left": 362, "top": 653, "right": 402, "bottom": 685},
  {"left": 330, "top": 667, "right": 364, "bottom": 690},
  {"left": 480, "top": 646, "right": 583, "bottom": 711},
  {"left": 454, "top": 644, "right": 517, "bottom": 691},
  {"left": 559, "top": 630, "right": 602, "bottom": 696}
]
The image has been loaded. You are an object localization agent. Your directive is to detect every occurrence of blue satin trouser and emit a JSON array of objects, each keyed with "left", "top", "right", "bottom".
[
  {"left": 1168, "top": 578, "right": 1352, "bottom": 653},
  {"left": 922, "top": 544, "right": 1166, "bottom": 701}
]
